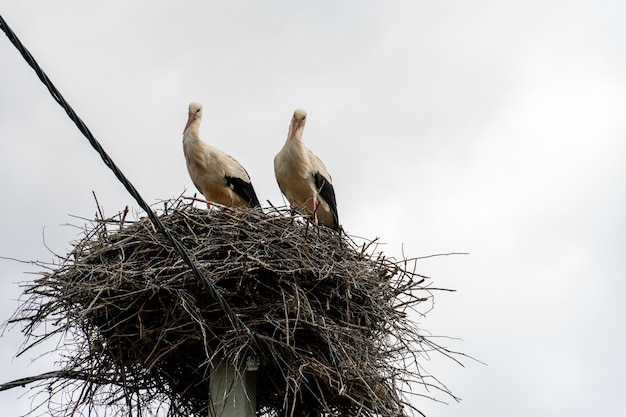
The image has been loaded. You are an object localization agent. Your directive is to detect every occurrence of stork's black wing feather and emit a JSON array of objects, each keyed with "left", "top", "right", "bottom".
[
  {"left": 313, "top": 172, "right": 339, "bottom": 229},
  {"left": 225, "top": 175, "right": 261, "bottom": 207}
]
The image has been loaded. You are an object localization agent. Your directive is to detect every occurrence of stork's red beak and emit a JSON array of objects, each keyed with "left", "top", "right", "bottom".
[
  {"left": 289, "top": 119, "right": 300, "bottom": 141},
  {"left": 183, "top": 112, "right": 195, "bottom": 134}
]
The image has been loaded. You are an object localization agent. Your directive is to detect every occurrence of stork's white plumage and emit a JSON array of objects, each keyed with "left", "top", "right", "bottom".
[
  {"left": 274, "top": 109, "right": 339, "bottom": 230},
  {"left": 182, "top": 102, "right": 260, "bottom": 208}
]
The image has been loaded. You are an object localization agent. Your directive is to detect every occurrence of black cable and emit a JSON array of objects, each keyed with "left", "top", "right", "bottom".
[{"left": 0, "top": 14, "right": 252, "bottom": 338}]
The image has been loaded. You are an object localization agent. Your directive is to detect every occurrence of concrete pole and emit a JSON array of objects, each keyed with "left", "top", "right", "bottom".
[{"left": 209, "top": 357, "right": 258, "bottom": 417}]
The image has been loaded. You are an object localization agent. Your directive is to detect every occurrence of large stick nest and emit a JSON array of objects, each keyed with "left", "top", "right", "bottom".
[{"left": 8, "top": 198, "right": 459, "bottom": 417}]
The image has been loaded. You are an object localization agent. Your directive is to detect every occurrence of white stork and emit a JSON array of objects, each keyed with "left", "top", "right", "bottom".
[
  {"left": 182, "top": 102, "right": 260, "bottom": 208},
  {"left": 274, "top": 109, "right": 339, "bottom": 230}
]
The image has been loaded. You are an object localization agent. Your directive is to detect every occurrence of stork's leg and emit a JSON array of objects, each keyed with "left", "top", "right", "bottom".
[
  {"left": 289, "top": 199, "right": 297, "bottom": 216},
  {"left": 312, "top": 197, "right": 319, "bottom": 225},
  {"left": 206, "top": 202, "right": 211, "bottom": 210}
]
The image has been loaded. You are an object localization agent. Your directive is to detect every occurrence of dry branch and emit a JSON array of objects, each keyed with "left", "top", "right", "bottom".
[{"left": 4, "top": 197, "right": 461, "bottom": 416}]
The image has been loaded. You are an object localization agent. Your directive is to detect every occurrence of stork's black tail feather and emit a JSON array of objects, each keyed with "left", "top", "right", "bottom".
[
  {"left": 314, "top": 172, "right": 339, "bottom": 230},
  {"left": 226, "top": 176, "right": 261, "bottom": 207}
]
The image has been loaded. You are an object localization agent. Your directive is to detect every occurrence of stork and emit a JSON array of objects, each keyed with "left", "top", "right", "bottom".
[
  {"left": 274, "top": 109, "right": 339, "bottom": 230},
  {"left": 182, "top": 102, "right": 260, "bottom": 208}
]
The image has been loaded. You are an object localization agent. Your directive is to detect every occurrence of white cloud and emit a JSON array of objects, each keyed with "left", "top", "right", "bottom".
[{"left": 2, "top": 1, "right": 626, "bottom": 416}]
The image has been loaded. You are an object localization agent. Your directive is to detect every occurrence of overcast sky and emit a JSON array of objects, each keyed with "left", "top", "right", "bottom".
[{"left": 1, "top": 1, "right": 626, "bottom": 416}]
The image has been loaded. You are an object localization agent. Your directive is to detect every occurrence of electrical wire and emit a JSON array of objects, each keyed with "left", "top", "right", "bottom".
[{"left": 0, "top": 14, "right": 253, "bottom": 338}]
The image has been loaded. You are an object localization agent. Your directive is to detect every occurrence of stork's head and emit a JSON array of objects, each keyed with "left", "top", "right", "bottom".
[
  {"left": 183, "top": 102, "right": 203, "bottom": 134},
  {"left": 288, "top": 109, "right": 307, "bottom": 141}
]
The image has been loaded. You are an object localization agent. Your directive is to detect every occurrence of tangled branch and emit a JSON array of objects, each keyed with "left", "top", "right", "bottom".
[{"left": 4, "top": 198, "right": 462, "bottom": 416}]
